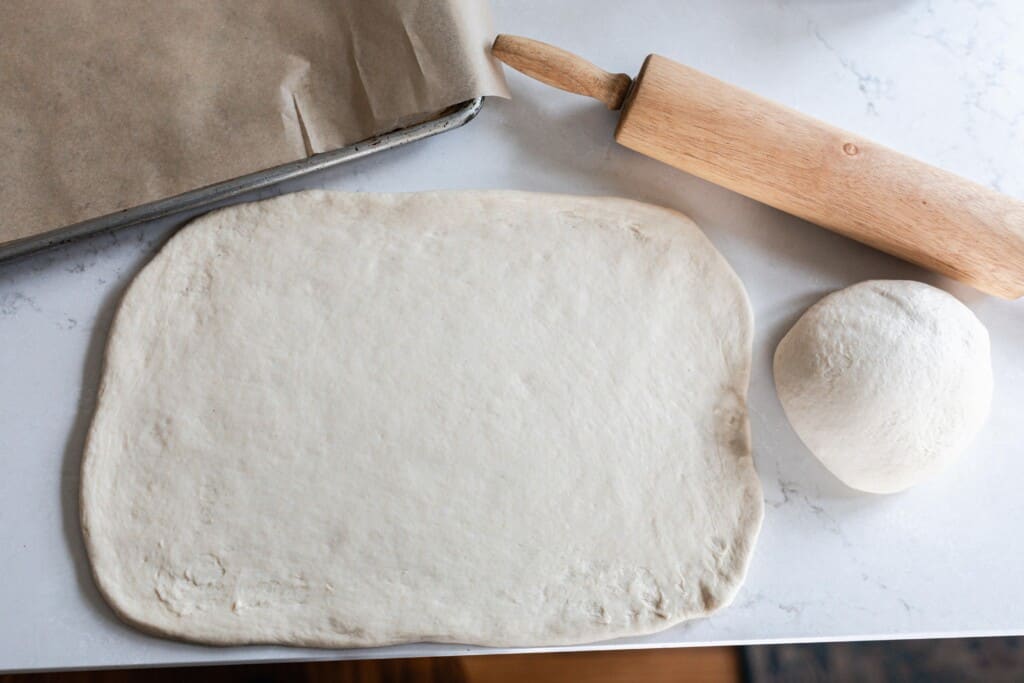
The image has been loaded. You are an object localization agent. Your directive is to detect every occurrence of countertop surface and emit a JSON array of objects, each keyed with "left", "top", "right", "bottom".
[{"left": 2, "top": 0, "right": 1023, "bottom": 673}]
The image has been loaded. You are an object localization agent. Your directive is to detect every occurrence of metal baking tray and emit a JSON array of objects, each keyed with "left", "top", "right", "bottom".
[{"left": 0, "top": 97, "right": 484, "bottom": 264}]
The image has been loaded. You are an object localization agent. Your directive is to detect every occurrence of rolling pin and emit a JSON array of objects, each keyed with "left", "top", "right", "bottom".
[{"left": 492, "top": 35, "right": 1024, "bottom": 299}]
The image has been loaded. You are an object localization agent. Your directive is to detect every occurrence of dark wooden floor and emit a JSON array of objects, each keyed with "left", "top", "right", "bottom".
[{"left": 1, "top": 648, "right": 742, "bottom": 683}]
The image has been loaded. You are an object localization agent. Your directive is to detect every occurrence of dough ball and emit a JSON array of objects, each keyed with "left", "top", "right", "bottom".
[{"left": 773, "top": 280, "right": 992, "bottom": 494}]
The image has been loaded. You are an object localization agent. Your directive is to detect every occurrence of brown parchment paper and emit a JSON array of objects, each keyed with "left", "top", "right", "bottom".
[{"left": 0, "top": 0, "right": 508, "bottom": 244}]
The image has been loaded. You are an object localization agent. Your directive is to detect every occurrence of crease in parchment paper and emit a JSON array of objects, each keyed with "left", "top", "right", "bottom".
[
  {"left": 279, "top": 55, "right": 317, "bottom": 158},
  {"left": 339, "top": 25, "right": 384, "bottom": 137},
  {"left": 0, "top": 0, "right": 509, "bottom": 244},
  {"left": 291, "top": 95, "right": 315, "bottom": 159}
]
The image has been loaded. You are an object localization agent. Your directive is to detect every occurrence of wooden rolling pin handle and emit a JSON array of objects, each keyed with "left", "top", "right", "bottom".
[{"left": 492, "top": 34, "right": 632, "bottom": 110}]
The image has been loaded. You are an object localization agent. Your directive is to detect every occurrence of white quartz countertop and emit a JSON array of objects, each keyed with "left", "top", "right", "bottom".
[{"left": 2, "top": 0, "right": 1023, "bottom": 673}]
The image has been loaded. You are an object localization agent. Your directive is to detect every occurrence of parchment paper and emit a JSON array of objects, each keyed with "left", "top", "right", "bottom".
[{"left": 0, "top": 0, "right": 508, "bottom": 244}]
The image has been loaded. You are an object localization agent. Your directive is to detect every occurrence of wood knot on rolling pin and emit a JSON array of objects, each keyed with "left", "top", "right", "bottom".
[{"left": 842, "top": 143, "right": 859, "bottom": 156}]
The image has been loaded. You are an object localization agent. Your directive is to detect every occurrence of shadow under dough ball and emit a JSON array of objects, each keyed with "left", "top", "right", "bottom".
[{"left": 773, "top": 280, "right": 993, "bottom": 494}]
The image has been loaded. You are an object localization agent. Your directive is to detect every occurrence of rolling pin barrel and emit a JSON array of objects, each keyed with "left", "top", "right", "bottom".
[{"left": 492, "top": 35, "right": 1024, "bottom": 299}]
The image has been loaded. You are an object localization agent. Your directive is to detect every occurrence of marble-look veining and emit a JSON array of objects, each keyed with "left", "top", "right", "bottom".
[{"left": 2, "top": 0, "right": 1023, "bottom": 672}]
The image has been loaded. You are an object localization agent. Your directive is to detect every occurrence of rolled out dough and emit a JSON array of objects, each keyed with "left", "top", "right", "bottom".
[{"left": 81, "top": 190, "right": 762, "bottom": 648}]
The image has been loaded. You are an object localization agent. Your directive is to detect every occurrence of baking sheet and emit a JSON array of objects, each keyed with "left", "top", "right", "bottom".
[
  {"left": 0, "top": 99, "right": 484, "bottom": 263},
  {"left": 0, "top": 0, "right": 508, "bottom": 245}
]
